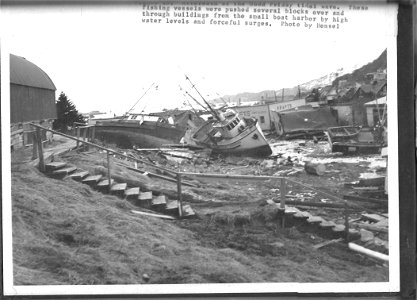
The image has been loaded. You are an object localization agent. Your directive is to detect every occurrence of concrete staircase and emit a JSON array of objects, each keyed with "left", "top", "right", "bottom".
[{"left": 44, "top": 161, "right": 196, "bottom": 218}]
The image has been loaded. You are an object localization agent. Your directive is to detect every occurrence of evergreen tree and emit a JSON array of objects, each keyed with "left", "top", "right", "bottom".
[{"left": 53, "top": 92, "right": 85, "bottom": 132}]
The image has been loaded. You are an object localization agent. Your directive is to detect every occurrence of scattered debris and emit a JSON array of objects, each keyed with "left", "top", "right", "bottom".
[
  {"left": 313, "top": 238, "right": 344, "bottom": 250},
  {"left": 131, "top": 210, "right": 176, "bottom": 220}
]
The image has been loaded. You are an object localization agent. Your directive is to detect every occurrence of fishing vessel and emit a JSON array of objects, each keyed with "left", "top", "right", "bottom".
[
  {"left": 94, "top": 112, "right": 190, "bottom": 148},
  {"left": 94, "top": 83, "right": 202, "bottom": 148},
  {"left": 183, "top": 76, "right": 272, "bottom": 157}
]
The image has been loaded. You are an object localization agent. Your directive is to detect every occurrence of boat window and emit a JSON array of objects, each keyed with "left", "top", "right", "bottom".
[{"left": 260, "top": 116, "right": 265, "bottom": 123}]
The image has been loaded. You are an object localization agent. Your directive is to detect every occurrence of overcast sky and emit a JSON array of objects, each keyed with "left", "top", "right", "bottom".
[{"left": 2, "top": 4, "right": 393, "bottom": 115}]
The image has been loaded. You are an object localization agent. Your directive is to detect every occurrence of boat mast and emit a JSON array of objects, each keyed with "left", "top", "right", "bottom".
[
  {"left": 185, "top": 75, "right": 221, "bottom": 121},
  {"left": 123, "top": 82, "right": 156, "bottom": 118}
]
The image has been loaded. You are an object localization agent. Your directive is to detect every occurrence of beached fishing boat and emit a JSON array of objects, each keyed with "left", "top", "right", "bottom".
[
  {"left": 183, "top": 76, "right": 272, "bottom": 157},
  {"left": 94, "top": 113, "right": 189, "bottom": 148},
  {"left": 188, "top": 108, "right": 272, "bottom": 156}
]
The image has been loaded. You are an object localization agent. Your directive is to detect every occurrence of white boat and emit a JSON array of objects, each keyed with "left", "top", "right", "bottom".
[
  {"left": 182, "top": 75, "right": 272, "bottom": 157},
  {"left": 187, "top": 107, "right": 272, "bottom": 157}
]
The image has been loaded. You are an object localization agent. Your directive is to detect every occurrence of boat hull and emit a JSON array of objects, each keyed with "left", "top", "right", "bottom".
[
  {"left": 95, "top": 121, "right": 186, "bottom": 148},
  {"left": 194, "top": 122, "right": 272, "bottom": 157}
]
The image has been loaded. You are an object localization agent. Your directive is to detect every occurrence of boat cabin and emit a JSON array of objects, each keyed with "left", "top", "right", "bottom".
[{"left": 214, "top": 109, "right": 247, "bottom": 139}]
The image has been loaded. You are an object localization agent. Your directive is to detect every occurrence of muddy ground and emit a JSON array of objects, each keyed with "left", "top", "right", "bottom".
[{"left": 10, "top": 137, "right": 389, "bottom": 285}]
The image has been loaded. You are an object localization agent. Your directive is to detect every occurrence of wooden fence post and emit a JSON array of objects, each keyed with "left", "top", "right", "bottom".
[
  {"left": 36, "top": 127, "right": 45, "bottom": 172},
  {"left": 83, "top": 127, "right": 89, "bottom": 150},
  {"left": 91, "top": 126, "right": 96, "bottom": 141},
  {"left": 344, "top": 200, "right": 350, "bottom": 241},
  {"left": 107, "top": 150, "right": 112, "bottom": 193},
  {"left": 280, "top": 178, "right": 287, "bottom": 210},
  {"left": 280, "top": 177, "right": 287, "bottom": 228},
  {"left": 177, "top": 173, "right": 183, "bottom": 218},
  {"left": 32, "top": 131, "right": 38, "bottom": 160},
  {"left": 76, "top": 126, "right": 80, "bottom": 148}
]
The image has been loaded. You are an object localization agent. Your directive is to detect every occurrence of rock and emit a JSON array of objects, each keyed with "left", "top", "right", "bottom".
[{"left": 304, "top": 161, "right": 326, "bottom": 175}]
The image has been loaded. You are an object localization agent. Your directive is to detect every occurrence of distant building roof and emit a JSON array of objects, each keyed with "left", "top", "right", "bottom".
[
  {"left": 10, "top": 54, "right": 56, "bottom": 90},
  {"left": 364, "top": 96, "right": 387, "bottom": 106}
]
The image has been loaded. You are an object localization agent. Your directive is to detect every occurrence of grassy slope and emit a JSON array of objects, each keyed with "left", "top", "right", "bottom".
[{"left": 11, "top": 148, "right": 388, "bottom": 285}]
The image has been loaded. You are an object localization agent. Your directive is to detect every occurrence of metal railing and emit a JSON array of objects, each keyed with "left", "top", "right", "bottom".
[{"left": 30, "top": 123, "right": 371, "bottom": 233}]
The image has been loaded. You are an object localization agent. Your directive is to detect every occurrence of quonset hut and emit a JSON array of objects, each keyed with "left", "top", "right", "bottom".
[{"left": 10, "top": 54, "right": 57, "bottom": 150}]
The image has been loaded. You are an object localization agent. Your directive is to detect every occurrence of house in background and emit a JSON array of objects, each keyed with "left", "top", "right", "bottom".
[
  {"left": 9, "top": 54, "right": 57, "bottom": 151},
  {"left": 233, "top": 98, "right": 306, "bottom": 132},
  {"left": 364, "top": 96, "right": 387, "bottom": 127}
]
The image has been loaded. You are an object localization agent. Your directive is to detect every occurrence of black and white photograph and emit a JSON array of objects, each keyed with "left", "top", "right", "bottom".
[{"left": 1, "top": 1, "right": 402, "bottom": 296}]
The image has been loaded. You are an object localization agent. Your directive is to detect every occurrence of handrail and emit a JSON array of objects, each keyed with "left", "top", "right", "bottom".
[
  {"left": 29, "top": 123, "right": 179, "bottom": 176},
  {"left": 31, "top": 123, "right": 372, "bottom": 234},
  {"left": 180, "top": 171, "right": 348, "bottom": 205}
]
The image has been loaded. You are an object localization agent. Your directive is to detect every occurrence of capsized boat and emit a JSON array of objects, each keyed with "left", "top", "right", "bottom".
[{"left": 188, "top": 107, "right": 272, "bottom": 157}]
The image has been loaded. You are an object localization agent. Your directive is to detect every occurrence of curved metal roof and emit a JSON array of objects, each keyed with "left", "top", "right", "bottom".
[{"left": 10, "top": 54, "right": 56, "bottom": 90}]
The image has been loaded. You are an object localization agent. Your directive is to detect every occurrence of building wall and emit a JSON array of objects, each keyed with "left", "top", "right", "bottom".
[
  {"left": 10, "top": 119, "right": 54, "bottom": 151},
  {"left": 10, "top": 84, "right": 57, "bottom": 123},
  {"left": 233, "top": 98, "right": 306, "bottom": 131},
  {"left": 332, "top": 105, "right": 353, "bottom": 125}
]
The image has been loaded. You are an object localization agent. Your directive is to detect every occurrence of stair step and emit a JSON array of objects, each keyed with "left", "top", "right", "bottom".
[
  {"left": 45, "top": 162, "right": 67, "bottom": 171},
  {"left": 125, "top": 187, "right": 140, "bottom": 198},
  {"left": 132, "top": 191, "right": 152, "bottom": 208},
  {"left": 110, "top": 183, "right": 127, "bottom": 196},
  {"left": 182, "top": 204, "right": 196, "bottom": 218},
  {"left": 97, "top": 179, "right": 115, "bottom": 189},
  {"left": 152, "top": 195, "right": 167, "bottom": 206},
  {"left": 69, "top": 171, "right": 90, "bottom": 180},
  {"left": 284, "top": 206, "right": 300, "bottom": 216},
  {"left": 332, "top": 224, "right": 346, "bottom": 232},
  {"left": 293, "top": 210, "right": 312, "bottom": 219},
  {"left": 166, "top": 200, "right": 179, "bottom": 211},
  {"left": 319, "top": 220, "right": 337, "bottom": 229},
  {"left": 52, "top": 166, "right": 77, "bottom": 176},
  {"left": 138, "top": 191, "right": 153, "bottom": 201},
  {"left": 82, "top": 175, "right": 103, "bottom": 185},
  {"left": 306, "top": 216, "right": 325, "bottom": 224}
]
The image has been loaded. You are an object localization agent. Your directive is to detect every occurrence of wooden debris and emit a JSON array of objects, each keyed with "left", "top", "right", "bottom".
[
  {"left": 313, "top": 238, "right": 343, "bottom": 250},
  {"left": 361, "top": 213, "right": 388, "bottom": 223},
  {"left": 131, "top": 210, "right": 175, "bottom": 220},
  {"left": 355, "top": 223, "right": 388, "bottom": 233}
]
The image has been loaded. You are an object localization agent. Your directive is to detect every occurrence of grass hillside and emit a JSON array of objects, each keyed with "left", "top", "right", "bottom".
[{"left": 11, "top": 146, "right": 388, "bottom": 285}]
